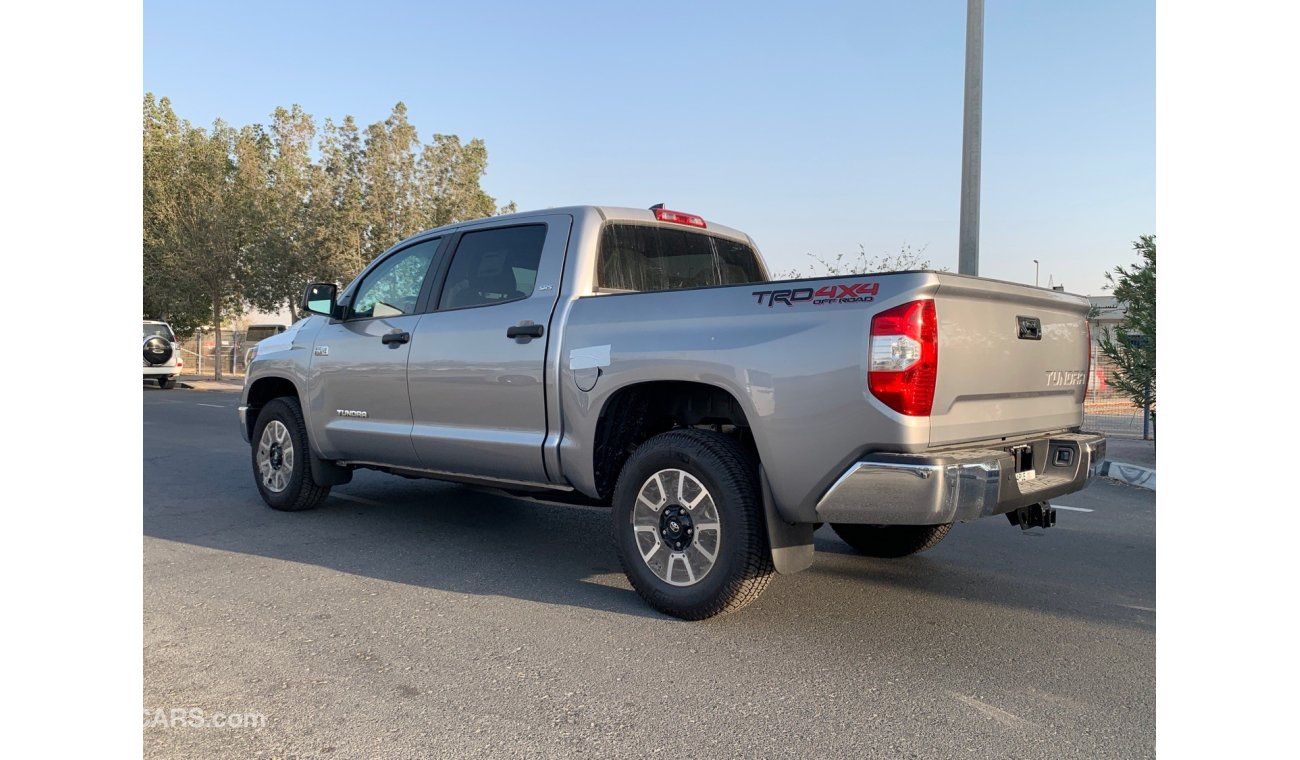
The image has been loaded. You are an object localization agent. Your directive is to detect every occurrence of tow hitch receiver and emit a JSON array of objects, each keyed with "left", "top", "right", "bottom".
[{"left": 1007, "top": 502, "right": 1056, "bottom": 531}]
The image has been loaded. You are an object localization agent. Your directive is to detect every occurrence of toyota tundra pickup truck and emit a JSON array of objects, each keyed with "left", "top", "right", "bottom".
[{"left": 239, "top": 205, "right": 1105, "bottom": 619}]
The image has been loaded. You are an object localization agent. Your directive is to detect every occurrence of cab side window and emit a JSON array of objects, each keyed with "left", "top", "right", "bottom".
[
  {"left": 348, "top": 239, "right": 441, "bottom": 320},
  {"left": 439, "top": 225, "right": 546, "bottom": 310}
]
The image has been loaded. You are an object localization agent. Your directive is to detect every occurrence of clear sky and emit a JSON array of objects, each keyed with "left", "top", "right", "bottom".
[{"left": 144, "top": 0, "right": 1153, "bottom": 295}]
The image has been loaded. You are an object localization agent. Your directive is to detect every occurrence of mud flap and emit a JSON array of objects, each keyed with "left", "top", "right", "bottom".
[
  {"left": 760, "top": 465, "right": 814, "bottom": 574},
  {"left": 310, "top": 455, "right": 353, "bottom": 487}
]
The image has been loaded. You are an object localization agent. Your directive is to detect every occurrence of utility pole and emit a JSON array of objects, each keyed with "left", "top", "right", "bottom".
[{"left": 958, "top": 0, "right": 985, "bottom": 276}]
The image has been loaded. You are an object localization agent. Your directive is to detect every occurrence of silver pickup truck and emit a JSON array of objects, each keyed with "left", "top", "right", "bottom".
[{"left": 239, "top": 205, "right": 1105, "bottom": 619}]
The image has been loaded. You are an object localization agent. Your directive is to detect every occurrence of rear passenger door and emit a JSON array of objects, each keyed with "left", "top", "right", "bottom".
[{"left": 406, "top": 216, "right": 571, "bottom": 484}]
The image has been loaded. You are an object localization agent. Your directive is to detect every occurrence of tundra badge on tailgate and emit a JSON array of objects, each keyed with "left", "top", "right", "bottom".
[{"left": 1044, "top": 370, "right": 1086, "bottom": 387}]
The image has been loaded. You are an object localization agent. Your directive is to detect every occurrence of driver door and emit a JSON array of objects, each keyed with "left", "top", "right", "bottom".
[{"left": 308, "top": 236, "right": 444, "bottom": 467}]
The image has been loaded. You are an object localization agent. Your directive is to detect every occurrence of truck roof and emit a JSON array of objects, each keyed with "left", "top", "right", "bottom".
[{"left": 408, "top": 205, "right": 756, "bottom": 246}]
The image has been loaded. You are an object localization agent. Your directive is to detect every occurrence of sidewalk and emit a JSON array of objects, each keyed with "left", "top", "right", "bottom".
[{"left": 175, "top": 375, "right": 245, "bottom": 392}]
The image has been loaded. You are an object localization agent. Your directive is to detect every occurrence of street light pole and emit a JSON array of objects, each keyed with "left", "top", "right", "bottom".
[
  {"left": 958, "top": 0, "right": 985, "bottom": 276},
  {"left": 1033, "top": 259, "right": 1039, "bottom": 287}
]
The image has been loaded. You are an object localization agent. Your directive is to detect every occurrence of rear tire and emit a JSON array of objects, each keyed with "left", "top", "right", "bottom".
[
  {"left": 251, "top": 397, "right": 330, "bottom": 512},
  {"left": 831, "top": 522, "right": 952, "bottom": 558},
  {"left": 158, "top": 376, "right": 176, "bottom": 389},
  {"left": 612, "top": 429, "right": 774, "bottom": 620}
]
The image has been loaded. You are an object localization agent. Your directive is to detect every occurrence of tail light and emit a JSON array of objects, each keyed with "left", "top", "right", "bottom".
[
  {"left": 868, "top": 299, "right": 938, "bottom": 416},
  {"left": 652, "top": 208, "right": 707, "bottom": 228},
  {"left": 1083, "top": 320, "right": 1093, "bottom": 401}
]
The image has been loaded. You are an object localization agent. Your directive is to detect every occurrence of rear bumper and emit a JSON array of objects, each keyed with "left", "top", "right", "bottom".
[{"left": 815, "top": 433, "right": 1106, "bottom": 525}]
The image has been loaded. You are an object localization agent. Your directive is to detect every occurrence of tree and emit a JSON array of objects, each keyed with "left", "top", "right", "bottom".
[
  {"left": 360, "top": 102, "right": 422, "bottom": 257},
  {"left": 776, "top": 243, "right": 937, "bottom": 279},
  {"left": 243, "top": 105, "right": 320, "bottom": 322},
  {"left": 144, "top": 97, "right": 517, "bottom": 356},
  {"left": 1097, "top": 235, "right": 1156, "bottom": 414},
  {"left": 416, "top": 134, "right": 514, "bottom": 227},
  {"left": 311, "top": 115, "right": 369, "bottom": 287},
  {"left": 143, "top": 94, "right": 211, "bottom": 335},
  {"left": 143, "top": 94, "right": 259, "bottom": 379}
]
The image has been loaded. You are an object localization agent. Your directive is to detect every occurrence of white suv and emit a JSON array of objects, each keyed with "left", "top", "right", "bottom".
[{"left": 143, "top": 320, "right": 182, "bottom": 389}]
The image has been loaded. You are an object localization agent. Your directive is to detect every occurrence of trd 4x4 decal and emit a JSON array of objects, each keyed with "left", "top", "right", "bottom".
[{"left": 752, "top": 282, "right": 880, "bottom": 307}]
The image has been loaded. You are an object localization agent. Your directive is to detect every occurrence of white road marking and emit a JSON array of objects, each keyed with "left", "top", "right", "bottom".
[
  {"left": 1053, "top": 505, "right": 1094, "bottom": 513},
  {"left": 1119, "top": 604, "right": 1156, "bottom": 612},
  {"left": 196, "top": 403, "right": 227, "bottom": 408},
  {"left": 946, "top": 692, "right": 1037, "bottom": 732}
]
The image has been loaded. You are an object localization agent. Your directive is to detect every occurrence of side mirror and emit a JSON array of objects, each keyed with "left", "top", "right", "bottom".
[{"left": 302, "top": 283, "right": 338, "bottom": 318}]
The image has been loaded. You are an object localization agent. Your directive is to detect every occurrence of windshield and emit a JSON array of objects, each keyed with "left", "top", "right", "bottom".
[
  {"left": 143, "top": 323, "right": 174, "bottom": 342},
  {"left": 597, "top": 224, "right": 764, "bottom": 292}
]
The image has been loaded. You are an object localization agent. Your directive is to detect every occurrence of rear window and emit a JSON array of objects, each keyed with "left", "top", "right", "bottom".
[
  {"left": 143, "top": 323, "right": 174, "bottom": 342},
  {"left": 597, "top": 224, "right": 764, "bottom": 293}
]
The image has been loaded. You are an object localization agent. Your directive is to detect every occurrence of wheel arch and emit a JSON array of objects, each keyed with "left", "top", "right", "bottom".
[
  {"left": 243, "top": 375, "right": 303, "bottom": 442},
  {"left": 591, "top": 379, "right": 815, "bottom": 576},
  {"left": 591, "top": 380, "right": 756, "bottom": 503},
  {"left": 246, "top": 376, "right": 352, "bottom": 488}
]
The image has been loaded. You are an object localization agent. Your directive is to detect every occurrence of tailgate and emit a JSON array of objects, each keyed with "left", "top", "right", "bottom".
[{"left": 929, "top": 276, "right": 1091, "bottom": 447}]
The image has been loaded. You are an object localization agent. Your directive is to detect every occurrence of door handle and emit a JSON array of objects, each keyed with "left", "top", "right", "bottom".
[
  {"left": 381, "top": 330, "right": 410, "bottom": 345},
  {"left": 506, "top": 323, "right": 544, "bottom": 340}
]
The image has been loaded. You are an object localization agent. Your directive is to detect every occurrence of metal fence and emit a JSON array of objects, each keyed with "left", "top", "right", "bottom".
[
  {"left": 174, "top": 329, "right": 257, "bottom": 377},
  {"left": 1083, "top": 345, "right": 1154, "bottom": 440}
]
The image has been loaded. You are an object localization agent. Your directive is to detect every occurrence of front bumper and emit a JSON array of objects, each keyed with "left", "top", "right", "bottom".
[
  {"left": 238, "top": 405, "right": 250, "bottom": 443},
  {"left": 815, "top": 433, "right": 1106, "bottom": 525}
]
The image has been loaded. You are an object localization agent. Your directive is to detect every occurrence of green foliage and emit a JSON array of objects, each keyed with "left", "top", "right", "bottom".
[
  {"left": 1097, "top": 235, "right": 1156, "bottom": 409},
  {"left": 776, "top": 243, "right": 939, "bottom": 279},
  {"left": 142, "top": 94, "right": 219, "bottom": 335},
  {"left": 143, "top": 95, "right": 515, "bottom": 337},
  {"left": 143, "top": 95, "right": 261, "bottom": 376}
]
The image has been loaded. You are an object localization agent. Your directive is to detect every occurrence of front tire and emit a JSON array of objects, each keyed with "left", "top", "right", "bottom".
[
  {"left": 251, "top": 397, "right": 330, "bottom": 511},
  {"left": 612, "top": 429, "right": 774, "bottom": 620},
  {"left": 830, "top": 522, "right": 952, "bottom": 558}
]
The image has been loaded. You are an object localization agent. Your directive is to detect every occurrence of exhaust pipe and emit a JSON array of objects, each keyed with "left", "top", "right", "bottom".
[{"left": 1007, "top": 502, "right": 1056, "bottom": 531}]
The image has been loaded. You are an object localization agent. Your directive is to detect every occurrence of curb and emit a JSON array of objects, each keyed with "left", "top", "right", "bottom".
[
  {"left": 175, "top": 380, "right": 244, "bottom": 392},
  {"left": 1099, "top": 460, "right": 1155, "bottom": 491}
]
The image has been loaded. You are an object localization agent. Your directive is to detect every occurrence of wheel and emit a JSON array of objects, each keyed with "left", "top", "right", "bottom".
[
  {"left": 830, "top": 522, "right": 952, "bottom": 558},
  {"left": 251, "top": 397, "right": 330, "bottom": 511},
  {"left": 612, "top": 429, "right": 774, "bottom": 620},
  {"left": 157, "top": 376, "right": 176, "bottom": 389}
]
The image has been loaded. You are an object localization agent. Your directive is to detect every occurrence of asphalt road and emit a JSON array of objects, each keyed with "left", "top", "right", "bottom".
[{"left": 144, "top": 387, "right": 1155, "bottom": 759}]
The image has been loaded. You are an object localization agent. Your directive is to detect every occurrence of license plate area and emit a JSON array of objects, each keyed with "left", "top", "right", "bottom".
[{"left": 1009, "top": 444, "right": 1036, "bottom": 483}]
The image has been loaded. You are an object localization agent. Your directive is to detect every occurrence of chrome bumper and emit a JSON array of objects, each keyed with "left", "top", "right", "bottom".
[
  {"left": 237, "top": 405, "right": 250, "bottom": 443},
  {"left": 815, "top": 433, "right": 1107, "bottom": 525}
]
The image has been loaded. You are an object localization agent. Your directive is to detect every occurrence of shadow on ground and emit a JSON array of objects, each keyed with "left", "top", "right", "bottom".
[{"left": 144, "top": 392, "right": 1155, "bottom": 629}]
